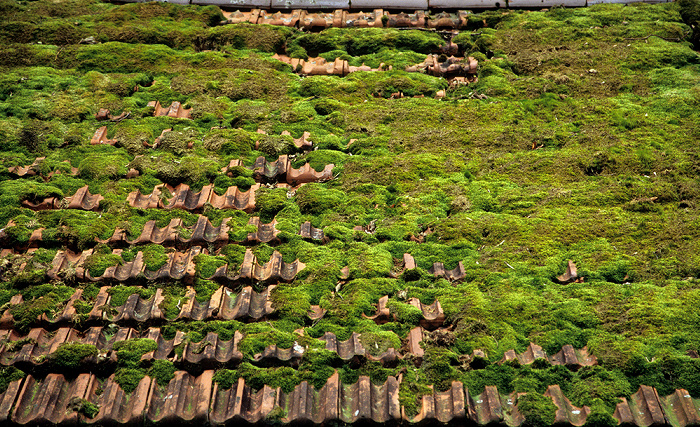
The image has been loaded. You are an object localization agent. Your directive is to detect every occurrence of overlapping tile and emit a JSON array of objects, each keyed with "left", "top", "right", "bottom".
[
  {"left": 278, "top": 373, "right": 341, "bottom": 423},
  {"left": 47, "top": 247, "right": 202, "bottom": 284},
  {"left": 95, "top": 108, "right": 129, "bottom": 122},
  {"left": 401, "top": 253, "right": 467, "bottom": 281},
  {"left": 363, "top": 295, "right": 446, "bottom": 329},
  {"left": 90, "top": 126, "right": 117, "bottom": 145},
  {"left": 127, "top": 183, "right": 259, "bottom": 212},
  {"left": 210, "top": 378, "right": 277, "bottom": 425},
  {"left": 339, "top": 374, "right": 401, "bottom": 423},
  {"left": 147, "top": 101, "right": 192, "bottom": 119},
  {"left": 12, "top": 373, "right": 95, "bottom": 425},
  {"left": 146, "top": 370, "right": 212, "bottom": 423},
  {"left": 615, "top": 385, "right": 666, "bottom": 427},
  {"left": 500, "top": 342, "right": 598, "bottom": 370},
  {"left": 86, "top": 374, "right": 151, "bottom": 425},
  {"left": 208, "top": 249, "right": 304, "bottom": 284},
  {"left": 545, "top": 384, "right": 590, "bottom": 426},
  {"left": 660, "top": 389, "right": 700, "bottom": 427},
  {"left": 22, "top": 185, "right": 103, "bottom": 211},
  {"left": 46, "top": 245, "right": 304, "bottom": 286},
  {"left": 405, "top": 381, "right": 468, "bottom": 424},
  {"left": 319, "top": 331, "right": 401, "bottom": 366},
  {"left": 222, "top": 156, "right": 333, "bottom": 185},
  {"left": 7, "top": 157, "right": 79, "bottom": 180},
  {"left": 0, "top": 286, "right": 276, "bottom": 330},
  {"left": 298, "top": 221, "right": 326, "bottom": 242},
  {"left": 4, "top": 371, "right": 700, "bottom": 427},
  {"left": 274, "top": 54, "right": 391, "bottom": 76}
]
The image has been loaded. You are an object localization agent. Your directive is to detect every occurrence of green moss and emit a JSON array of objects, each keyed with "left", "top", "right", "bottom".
[
  {"left": 257, "top": 134, "right": 296, "bottom": 158},
  {"left": 194, "top": 253, "right": 227, "bottom": 278},
  {"left": 49, "top": 342, "right": 98, "bottom": 369},
  {"left": 2, "top": 0, "right": 700, "bottom": 411},
  {"left": 583, "top": 399, "right": 617, "bottom": 427},
  {"left": 83, "top": 244, "right": 122, "bottom": 277},
  {"left": 113, "top": 338, "right": 158, "bottom": 369},
  {"left": 0, "top": 367, "right": 25, "bottom": 394},
  {"left": 288, "top": 28, "right": 443, "bottom": 58},
  {"left": 9, "top": 284, "right": 75, "bottom": 332},
  {"left": 399, "top": 367, "right": 432, "bottom": 418},
  {"left": 147, "top": 360, "right": 176, "bottom": 387},
  {"left": 68, "top": 397, "right": 100, "bottom": 419},
  {"left": 421, "top": 348, "right": 459, "bottom": 391},
  {"left": 213, "top": 369, "right": 239, "bottom": 390},
  {"left": 567, "top": 366, "right": 630, "bottom": 411},
  {"left": 114, "top": 368, "right": 146, "bottom": 394},
  {"left": 359, "top": 331, "right": 401, "bottom": 357},
  {"left": 121, "top": 244, "right": 168, "bottom": 271},
  {"left": 271, "top": 285, "right": 311, "bottom": 321},
  {"left": 256, "top": 187, "right": 289, "bottom": 222},
  {"left": 236, "top": 362, "right": 301, "bottom": 393},
  {"left": 78, "top": 153, "right": 129, "bottom": 181},
  {"left": 517, "top": 393, "right": 557, "bottom": 427},
  {"left": 295, "top": 183, "right": 346, "bottom": 215}
]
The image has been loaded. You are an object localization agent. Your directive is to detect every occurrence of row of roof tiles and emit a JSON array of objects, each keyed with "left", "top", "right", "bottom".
[
  {"left": 1, "top": 216, "right": 324, "bottom": 250},
  {"left": 224, "top": 9, "right": 475, "bottom": 30},
  {"left": 0, "top": 287, "right": 466, "bottom": 330},
  {"left": 43, "top": 247, "right": 304, "bottom": 284},
  {"left": 9, "top": 154, "right": 332, "bottom": 185},
  {"left": 273, "top": 53, "right": 478, "bottom": 79},
  {"left": 3, "top": 246, "right": 465, "bottom": 286},
  {"left": 0, "top": 286, "right": 274, "bottom": 329},
  {"left": 0, "top": 371, "right": 691, "bottom": 426},
  {"left": 0, "top": 323, "right": 595, "bottom": 371}
]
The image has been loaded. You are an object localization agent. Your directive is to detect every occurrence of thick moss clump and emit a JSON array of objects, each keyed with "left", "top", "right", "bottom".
[
  {"left": 517, "top": 393, "right": 557, "bottom": 427},
  {"left": 0, "top": 367, "right": 25, "bottom": 393},
  {"left": 112, "top": 338, "right": 159, "bottom": 393},
  {"left": 256, "top": 187, "right": 289, "bottom": 222},
  {"left": 83, "top": 245, "right": 122, "bottom": 277},
  {"left": 148, "top": 360, "right": 176, "bottom": 387},
  {"left": 49, "top": 342, "right": 98, "bottom": 369}
]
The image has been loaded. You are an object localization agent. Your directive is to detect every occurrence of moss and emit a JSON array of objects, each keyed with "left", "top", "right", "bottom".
[
  {"left": 271, "top": 285, "right": 311, "bottom": 321},
  {"left": 567, "top": 366, "right": 630, "bottom": 411},
  {"left": 9, "top": 284, "right": 75, "bottom": 332},
  {"left": 237, "top": 362, "right": 302, "bottom": 393},
  {"left": 257, "top": 134, "right": 296, "bottom": 158},
  {"left": 106, "top": 286, "right": 154, "bottom": 307},
  {"left": 68, "top": 397, "right": 100, "bottom": 419},
  {"left": 256, "top": 187, "right": 289, "bottom": 222},
  {"left": 422, "top": 348, "right": 459, "bottom": 391},
  {"left": 398, "top": 367, "right": 432, "bottom": 417},
  {"left": 114, "top": 368, "right": 146, "bottom": 394},
  {"left": 49, "top": 342, "right": 98, "bottom": 369},
  {"left": 83, "top": 244, "right": 122, "bottom": 277},
  {"left": 193, "top": 253, "right": 227, "bottom": 278},
  {"left": 359, "top": 330, "right": 401, "bottom": 357},
  {"left": 238, "top": 325, "right": 297, "bottom": 356},
  {"left": 213, "top": 369, "right": 239, "bottom": 390},
  {"left": 147, "top": 360, "right": 176, "bottom": 387},
  {"left": 78, "top": 154, "right": 129, "bottom": 181},
  {"left": 113, "top": 338, "right": 158, "bottom": 369},
  {"left": 289, "top": 28, "right": 443, "bottom": 58},
  {"left": 120, "top": 245, "right": 169, "bottom": 272},
  {"left": 517, "top": 393, "right": 557, "bottom": 427},
  {"left": 346, "top": 243, "right": 393, "bottom": 279},
  {"left": 583, "top": 399, "right": 617, "bottom": 427},
  {"left": 2, "top": 0, "right": 700, "bottom": 411},
  {"left": 295, "top": 183, "right": 346, "bottom": 215},
  {"left": 0, "top": 367, "right": 25, "bottom": 394}
]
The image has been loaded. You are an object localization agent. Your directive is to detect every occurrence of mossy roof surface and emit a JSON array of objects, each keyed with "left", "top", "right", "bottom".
[{"left": 0, "top": 0, "right": 700, "bottom": 424}]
